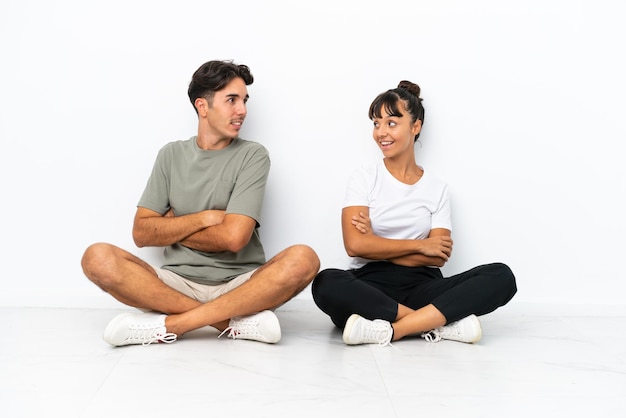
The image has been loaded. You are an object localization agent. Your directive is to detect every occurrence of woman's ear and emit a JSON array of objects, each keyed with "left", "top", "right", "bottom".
[{"left": 412, "top": 119, "right": 423, "bottom": 136}]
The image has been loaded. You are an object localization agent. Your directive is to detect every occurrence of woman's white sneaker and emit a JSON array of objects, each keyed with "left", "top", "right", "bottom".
[
  {"left": 342, "top": 314, "right": 393, "bottom": 346},
  {"left": 422, "top": 314, "right": 482, "bottom": 343}
]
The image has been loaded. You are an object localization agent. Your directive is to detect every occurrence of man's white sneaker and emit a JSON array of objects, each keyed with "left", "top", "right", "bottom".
[
  {"left": 103, "top": 312, "right": 177, "bottom": 346},
  {"left": 421, "top": 314, "right": 482, "bottom": 343},
  {"left": 218, "top": 310, "right": 281, "bottom": 343},
  {"left": 342, "top": 314, "right": 393, "bottom": 346}
]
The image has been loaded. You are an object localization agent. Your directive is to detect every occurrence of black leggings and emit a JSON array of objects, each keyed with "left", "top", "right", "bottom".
[{"left": 311, "top": 261, "right": 517, "bottom": 329}]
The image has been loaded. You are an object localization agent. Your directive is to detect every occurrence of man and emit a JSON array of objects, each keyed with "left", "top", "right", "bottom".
[{"left": 81, "top": 60, "right": 320, "bottom": 346}]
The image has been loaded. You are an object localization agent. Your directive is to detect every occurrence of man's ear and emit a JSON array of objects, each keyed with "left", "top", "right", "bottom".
[{"left": 195, "top": 97, "right": 208, "bottom": 116}]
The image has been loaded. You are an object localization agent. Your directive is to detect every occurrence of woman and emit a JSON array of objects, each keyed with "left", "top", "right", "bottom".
[{"left": 312, "top": 81, "right": 517, "bottom": 346}]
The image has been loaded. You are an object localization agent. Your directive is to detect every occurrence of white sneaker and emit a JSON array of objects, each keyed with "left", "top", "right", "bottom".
[
  {"left": 422, "top": 314, "right": 482, "bottom": 343},
  {"left": 342, "top": 314, "right": 393, "bottom": 346},
  {"left": 218, "top": 310, "right": 281, "bottom": 343},
  {"left": 103, "top": 312, "right": 177, "bottom": 346}
]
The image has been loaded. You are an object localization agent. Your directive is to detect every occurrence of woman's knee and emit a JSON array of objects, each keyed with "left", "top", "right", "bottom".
[
  {"left": 490, "top": 262, "right": 518, "bottom": 299},
  {"left": 311, "top": 268, "right": 349, "bottom": 300}
]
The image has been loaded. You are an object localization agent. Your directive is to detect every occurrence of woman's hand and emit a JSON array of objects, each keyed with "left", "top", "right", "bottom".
[
  {"left": 352, "top": 211, "right": 372, "bottom": 235},
  {"left": 420, "top": 235, "right": 453, "bottom": 259}
]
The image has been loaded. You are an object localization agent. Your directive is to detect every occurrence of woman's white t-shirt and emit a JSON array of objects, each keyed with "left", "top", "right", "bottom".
[{"left": 343, "top": 159, "right": 452, "bottom": 269}]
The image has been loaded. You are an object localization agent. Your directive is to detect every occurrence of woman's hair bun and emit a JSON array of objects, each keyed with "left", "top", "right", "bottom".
[{"left": 397, "top": 80, "right": 421, "bottom": 98}]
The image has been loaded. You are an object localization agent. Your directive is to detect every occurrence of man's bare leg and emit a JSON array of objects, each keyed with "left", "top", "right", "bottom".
[
  {"left": 81, "top": 242, "right": 202, "bottom": 314},
  {"left": 164, "top": 244, "right": 320, "bottom": 336}
]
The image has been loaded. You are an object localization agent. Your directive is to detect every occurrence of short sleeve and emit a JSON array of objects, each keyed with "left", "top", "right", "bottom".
[
  {"left": 137, "top": 146, "right": 171, "bottom": 214},
  {"left": 343, "top": 165, "right": 371, "bottom": 208},
  {"left": 225, "top": 145, "right": 270, "bottom": 224},
  {"left": 430, "top": 183, "right": 452, "bottom": 231}
]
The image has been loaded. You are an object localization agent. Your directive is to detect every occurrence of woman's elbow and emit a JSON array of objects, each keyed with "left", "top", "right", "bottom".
[
  {"left": 432, "top": 259, "right": 446, "bottom": 268},
  {"left": 344, "top": 242, "right": 363, "bottom": 258}
]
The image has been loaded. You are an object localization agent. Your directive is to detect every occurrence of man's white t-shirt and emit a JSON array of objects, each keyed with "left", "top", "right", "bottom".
[{"left": 343, "top": 159, "right": 452, "bottom": 269}]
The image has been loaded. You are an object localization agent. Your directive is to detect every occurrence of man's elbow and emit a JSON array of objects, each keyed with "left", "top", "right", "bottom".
[
  {"left": 132, "top": 224, "right": 151, "bottom": 248},
  {"left": 225, "top": 234, "right": 251, "bottom": 253},
  {"left": 132, "top": 230, "right": 147, "bottom": 248}
]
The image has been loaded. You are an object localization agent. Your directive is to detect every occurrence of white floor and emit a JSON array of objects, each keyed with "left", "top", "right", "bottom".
[{"left": 2, "top": 300, "right": 625, "bottom": 418}]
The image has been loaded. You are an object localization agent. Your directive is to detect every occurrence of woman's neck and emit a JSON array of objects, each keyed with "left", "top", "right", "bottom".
[{"left": 383, "top": 157, "right": 423, "bottom": 185}]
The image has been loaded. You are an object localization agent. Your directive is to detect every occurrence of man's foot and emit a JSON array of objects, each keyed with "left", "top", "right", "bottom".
[
  {"left": 421, "top": 314, "right": 482, "bottom": 343},
  {"left": 342, "top": 314, "right": 393, "bottom": 346},
  {"left": 218, "top": 310, "right": 281, "bottom": 343},
  {"left": 103, "top": 312, "right": 177, "bottom": 346}
]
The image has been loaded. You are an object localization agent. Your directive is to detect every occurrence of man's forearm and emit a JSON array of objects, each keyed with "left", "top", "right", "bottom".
[
  {"left": 179, "top": 224, "right": 234, "bottom": 253},
  {"left": 134, "top": 212, "right": 209, "bottom": 247},
  {"left": 180, "top": 214, "right": 255, "bottom": 253}
]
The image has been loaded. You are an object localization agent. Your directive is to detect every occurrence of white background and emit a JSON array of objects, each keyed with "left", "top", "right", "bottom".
[{"left": 1, "top": 0, "right": 624, "bottom": 309}]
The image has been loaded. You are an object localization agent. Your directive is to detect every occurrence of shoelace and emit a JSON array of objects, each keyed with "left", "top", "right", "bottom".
[
  {"left": 142, "top": 332, "right": 177, "bottom": 346},
  {"left": 378, "top": 339, "right": 394, "bottom": 348},
  {"left": 422, "top": 330, "right": 442, "bottom": 343},
  {"left": 217, "top": 319, "right": 262, "bottom": 340},
  {"left": 125, "top": 326, "right": 176, "bottom": 346},
  {"left": 365, "top": 320, "right": 393, "bottom": 347},
  {"left": 422, "top": 322, "right": 464, "bottom": 343},
  {"left": 217, "top": 326, "right": 237, "bottom": 339}
]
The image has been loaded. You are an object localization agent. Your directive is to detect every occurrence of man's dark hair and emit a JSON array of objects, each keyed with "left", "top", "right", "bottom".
[{"left": 187, "top": 60, "right": 254, "bottom": 113}]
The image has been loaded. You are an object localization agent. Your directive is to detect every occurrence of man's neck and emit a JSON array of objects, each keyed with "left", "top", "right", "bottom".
[{"left": 196, "top": 126, "right": 234, "bottom": 151}]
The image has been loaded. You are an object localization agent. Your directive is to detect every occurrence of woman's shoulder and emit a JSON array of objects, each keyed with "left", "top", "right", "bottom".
[
  {"left": 345, "top": 160, "right": 381, "bottom": 186},
  {"left": 352, "top": 158, "right": 384, "bottom": 175},
  {"left": 420, "top": 167, "right": 449, "bottom": 190}
]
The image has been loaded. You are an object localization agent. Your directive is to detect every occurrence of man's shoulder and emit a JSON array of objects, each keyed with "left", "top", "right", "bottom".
[
  {"left": 235, "top": 138, "right": 267, "bottom": 151},
  {"left": 155, "top": 137, "right": 194, "bottom": 154},
  {"left": 162, "top": 137, "right": 195, "bottom": 150},
  {"left": 232, "top": 138, "right": 270, "bottom": 159}
]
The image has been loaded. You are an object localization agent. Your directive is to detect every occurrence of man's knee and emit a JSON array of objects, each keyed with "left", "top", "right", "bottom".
[
  {"left": 273, "top": 244, "right": 320, "bottom": 287},
  {"left": 288, "top": 244, "right": 320, "bottom": 278},
  {"left": 81, "top": 242, "right": 120, "bottom": 286}
]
